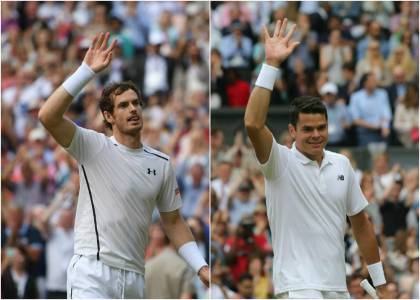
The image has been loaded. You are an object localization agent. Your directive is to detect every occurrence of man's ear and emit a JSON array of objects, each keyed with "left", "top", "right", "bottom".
[
  {"left": 103, "top": 111, "right": 114, "bottom": 126},
  {"left": 288, "top": 123, "right": 296, "bottom": 140}
]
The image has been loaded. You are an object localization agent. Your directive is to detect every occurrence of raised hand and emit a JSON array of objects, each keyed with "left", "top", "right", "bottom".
[
  {"left": 83, "top": 32, "right": 117, "bottom": 73},
  {"left": 263, "top": 19, "right": 300, "bottom": 68}
]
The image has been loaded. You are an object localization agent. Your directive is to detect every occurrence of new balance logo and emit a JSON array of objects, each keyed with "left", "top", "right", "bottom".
[
  {"left": 147, "top": 168, "right": 156, "bottom": 176},
  {"left": 337, "top": 175, "right": 344, "bottom": 181}
]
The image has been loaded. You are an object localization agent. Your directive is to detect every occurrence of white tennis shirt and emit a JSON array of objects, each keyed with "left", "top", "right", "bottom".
[
  {"left": 65, "top": 126, "right": 182, "bottom": 275},
  {"left": 257, "top": 138, "right": 367, "bottom": 294}
]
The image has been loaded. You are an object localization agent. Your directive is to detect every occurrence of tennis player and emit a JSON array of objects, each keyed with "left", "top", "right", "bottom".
[
  {"left": 244, "top": 19, "right": 386, "bottom": 299},
  {"left": 39, "top": 32, "right": 209, "bottom": 298}
]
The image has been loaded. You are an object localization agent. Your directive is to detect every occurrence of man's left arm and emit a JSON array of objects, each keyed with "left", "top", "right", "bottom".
[
  {"left": 160, "top": 209, "right": 209, "bottom": 287},
  {"left": 349, "top": 211, "right": 386, "bottom": 297}
]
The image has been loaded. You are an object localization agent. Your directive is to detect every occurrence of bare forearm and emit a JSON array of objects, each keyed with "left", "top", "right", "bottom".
[
  {"left": 162, "top": 217, "right": 194, "bottom": 250},
  {"left": 244, "top": 87, "right": 272, "bottom": 130},
  {"left": 353, "top": 119, "right": 379, "bottom": 130},
  {"left": 351, "top": 212, "right": 380, "bottom": 264},
  {"left": 38, "top": 87, "right": 73, "bottom": 126}
]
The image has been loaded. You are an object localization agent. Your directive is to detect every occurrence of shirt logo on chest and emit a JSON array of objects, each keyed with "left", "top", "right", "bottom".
[
  {"left": 337, "top": 174, "right": 345, "bottom": 181},
  {"left": 147, "top": 168, "right": 157, "bottom": 176}
]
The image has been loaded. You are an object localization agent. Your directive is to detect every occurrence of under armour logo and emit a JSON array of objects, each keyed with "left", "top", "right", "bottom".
[
  {"left": 147, "top": 168, "right": 156, "bottom": 175},
  {"left": 337, "top": 175, "right": 344, "bottom": 181}
]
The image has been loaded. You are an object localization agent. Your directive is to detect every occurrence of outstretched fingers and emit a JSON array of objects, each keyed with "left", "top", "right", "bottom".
[
  {"left": 263, "top": 25, "right": 270, "bottom": 40},
  {"left": 106, "top": 39, "right": 118, "bottom": 53},
  {"left": 91, "top": 34, "right": 99, "bottom": 50},
  {"left": 285, "top": 24, "right": 297, "bottom": 43},
  {"left": 273, "top": 19, "right": 282, "bottom": 37},
  {"left": 279, "top": 18, "right": 288, "bottom": 37},
  {"left": 95, "top": 32, "right": 105, "bottom": 50},
  {"left": 100, "top": 32, "right": 110, "bottom": 50}
]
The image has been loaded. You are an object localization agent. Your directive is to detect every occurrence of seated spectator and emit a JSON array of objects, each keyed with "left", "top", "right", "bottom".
[
  {"left": 224, "top": 68, "right": 251, "bottom": 107},
  {"left": 387, "top": 66, "right": 409, "bottom": 113},
  {"left": 355, "top": 40, "right": 392, "bottom": 87},
  {"left": 287, "top": 13, "right": 318, "bottom": 74},
  {"left": 319, "top": 29, "right": 353, "bottom": 85},
  {"left": 248, "top": 254, "right": 272, "bottom": 299},
  {"left": 219, "top": 20, "right": 253, "bottom": 69},
  {"left": 386, "top": 45, "right": 417, "bottom": 83},
  {"left": 356, "top": 20, "right": 390, "bottom": 60},
  {"left": 393, "top": 83, "right": 419, "bottom": 148},
  {"left": 1, "top": 245, "right": 39, "bottom": 299},
  {"left": 145, "top": 228, "right": 196, "bottom": 299},
  {"left": 349, "top": 73, "right": 392, "bottom": 146},
  {"left": 235, "top": 273, "right": 254, "bottom": 299},
  {"left": 228, "top": 181, "right": 259, "bottom": 227},
  {"left": 337, "top": 62, "right": 358, "bottom": 105},
  {"left": 319, "top": 82, "right": 351, "bottom": 146},
  {"left": 177, "top": 161, "right": 208, "bottom": 218}
]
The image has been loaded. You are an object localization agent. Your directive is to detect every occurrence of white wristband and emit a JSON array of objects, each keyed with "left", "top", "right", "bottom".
[
  {"left": 62, "top": 62, "right": 95, "bottom": 97},
  {"left": 367, "top": 261, "right": 386, "bottom": 286},
  {"left": 178, "top": 241, "right": 207, "bottom": 274},
  {"left": 255, "top": 63, "right": 279, "bottom": 91}
]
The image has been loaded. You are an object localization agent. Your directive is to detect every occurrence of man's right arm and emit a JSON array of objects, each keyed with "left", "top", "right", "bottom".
[
  {"left": 38, "top": 87, "right": 76, "bottom": 148},
  {"left": 38, "top": 32, "right": 116, "bottom": 148},
  {"left": 244, "top": 19, "right": 299, "bottom": 164}
]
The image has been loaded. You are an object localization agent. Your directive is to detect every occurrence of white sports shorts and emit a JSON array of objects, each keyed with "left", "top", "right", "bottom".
[
  {"left": 277, "top": 289, "right": 350, "bottom": 299},
  {"left": 66, "top": 255, "right": 145, "bottom": 299}
]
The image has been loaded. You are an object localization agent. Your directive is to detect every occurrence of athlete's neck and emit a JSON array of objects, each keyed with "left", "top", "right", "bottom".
[
  {"left": 296, "top": 144, "right": 324, "bottom": 166},
  {"left": 113, "top": 131, "right": 142, "bottom": 149}
]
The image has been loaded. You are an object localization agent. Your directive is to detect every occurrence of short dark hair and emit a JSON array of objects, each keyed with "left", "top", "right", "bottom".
[
  {"left": 289, "top": 96, "right": 328, "bottom": 127},
  {"left": 99, "top": 81, "right": 143, "bottom": 129}
]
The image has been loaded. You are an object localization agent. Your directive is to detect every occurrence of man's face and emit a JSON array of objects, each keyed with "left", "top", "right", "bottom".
[
  {"left": 289, "top": 113, "right": 328, "bottom": 161},
  {"left": 238, "top": 278, "right": 254, "bottom": 298},
  {"left": 365, "top": 74, "right": 377, "bottom": 91},
  {"left": 105, "top": 89, "right": 143, "bottom": 135}
]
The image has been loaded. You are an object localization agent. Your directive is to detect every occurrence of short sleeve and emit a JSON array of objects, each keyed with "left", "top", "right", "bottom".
[
  {"left": 256, "top": 136, "right": 290, "bottom": 180},
  {"left": 156, "top": 162, "right": 183, "bottom": 212},
  {"left": 64, "top": 126, "right": 107, "bottom": 164},
  {"left": 346, "top": 159, "right": 368, "bottom": 216}
]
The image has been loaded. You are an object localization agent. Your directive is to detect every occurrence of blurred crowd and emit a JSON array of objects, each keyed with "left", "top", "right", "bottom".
[
  {"left": 210, "top": 1, "right": 418, "bottom": 299},
  {"left": 211, "top": 1, "right": 419, "bottom": 148},
  {"left": 1, "top": 1, "right": 209, "bottom": 299}
]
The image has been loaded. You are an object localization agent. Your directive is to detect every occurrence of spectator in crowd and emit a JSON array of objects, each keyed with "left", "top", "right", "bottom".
[
  {"left": 356, "top": 20, "right": 390, "bottom": 61},
  {"left": 319, "top": 29, "right": 353, "bottom": 86},
  {"left": 177, "top": 160, "right": 208, "bottom": 219},
  {"left": 337, "top": 62, "right": 358, "bottom": 105},
  {"left": 1, "top": 245, "right": 39, "bottom": 299},
  {"left": 145, "top": 223, "right": 196, "bottom": 299},
  {"left": 349, "top": 72, "right": 392, "bottom": 146},
  {"left": 235, "top": 273, "right": 255, "bottom": 299},
  {"left": 320, "top": 82, "right": 351, "bottom": 146},
  {"left": 355, "top": 40, "right": 392, "bottom": 87},
  {"left": 212, "top": 160, "right": 234, "bottom": 211},
  {"left": 219, "top": 20, "right": 253, "bottom": 69},
  {"left": 386, "top": 46, "right": 417, "bottom": 83},
  {"left": 347, "top": 273, "right": 366, "bottom": 299},
  {"left": 380, "top": 179, "right": 414, "bottom": 240},
  {"left": 393, "top": 82, "right": 419, "bottom": 148},
  {"left": 387, "top": 66, "right": 409, "bottom": 114}
]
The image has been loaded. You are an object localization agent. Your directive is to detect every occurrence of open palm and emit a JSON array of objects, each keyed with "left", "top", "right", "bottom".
[
  {"left": 263, "top": 19, "right": 300, "bottom": 67},
  {"left": 83, "top": 32, "right": 117, "bottom": 73}
]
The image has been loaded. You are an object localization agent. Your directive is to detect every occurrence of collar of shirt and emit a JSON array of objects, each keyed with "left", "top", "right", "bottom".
[
  {"left": 109, "top": 136, "right": 143, "bottom": 154},
  {"left": 291, "top": 142, "right": 333, "bottom": 169}
]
